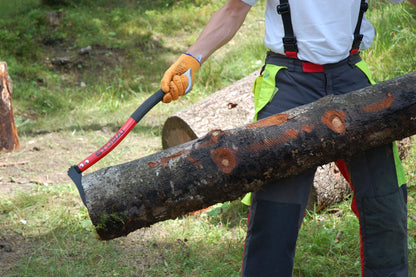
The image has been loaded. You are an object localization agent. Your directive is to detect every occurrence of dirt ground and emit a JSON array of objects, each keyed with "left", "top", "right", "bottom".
[
  {"left": 0, "top": 128, "right": 163, "bottom": 196},
  {"left": 1, "top": 132, "right": 101, "bottom": 196},
  {"left": 0, "top": 132, "right": 79, "bottom": 271},
  {"left": 1, "top": 132, "right": 75, "bottom": 194}
]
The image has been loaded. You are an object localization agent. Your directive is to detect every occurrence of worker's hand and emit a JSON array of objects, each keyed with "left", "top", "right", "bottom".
[{"left": 161, "top": 53, "right": 201, "bottom": 103}]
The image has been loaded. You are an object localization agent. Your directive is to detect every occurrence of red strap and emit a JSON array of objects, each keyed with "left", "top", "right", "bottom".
[
  {"left": 285, "top": 51, "right": 324, "bottom": 73},
  {"left": 350, "top": 48, "right": 360, "bottom": 55},
  {"left": 285, "top": 51, "right": 298, "bottom": 58},
  {"left": 302, "top": 62, "right": 324, "bottom": 73}
]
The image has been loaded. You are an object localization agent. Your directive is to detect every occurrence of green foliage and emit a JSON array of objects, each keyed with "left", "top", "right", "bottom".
[
  {"left": 362, "top": 1, "right": 416, "bottom": 81},
  {"left": 0, "top": 0, "right": 230, "bottom": 125},
  {"left": 0, "top": 9, "right": 45, "bottom": 59},
  {"left": 41, "top": 0, "right": 68, "bottom": 5}
]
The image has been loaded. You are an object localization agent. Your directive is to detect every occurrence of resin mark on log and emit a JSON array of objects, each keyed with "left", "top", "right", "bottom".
[
  {"left": 321, "top": 110, "right": 346, "bottom": 133},
  {"left": 148, "top": 150, "right": 191, "bottom": 168},
  {"left": 280, "top": 129, "right": 299, "bottom": 143},
  {"left": 187, "top": 156, "right": 200, "bottom": 167},
  {"left": 197, "top": 129, "right": 225, "bottom": 149},
  {"left": 246, "top": 125, "right": 314, "bottom": 152},
  {"left": 210, "top": 147, "right": 237, "bottom": 174},
  {"left": 248, "top": 114, "right": 290, "bottom": 129},
  {"left": 363, "top": 92, "right": 395, "bottom": 113}
]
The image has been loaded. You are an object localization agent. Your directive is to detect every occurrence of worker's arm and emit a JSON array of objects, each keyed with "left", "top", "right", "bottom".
[
  {"left": 160, "top": 0, "right": 252, "bottom": 103},
  {"left": 187, "top": 0, "right": 252, "bottom": 63}
]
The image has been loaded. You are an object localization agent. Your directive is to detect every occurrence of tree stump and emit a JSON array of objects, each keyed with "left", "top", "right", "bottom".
[{"left": 0, "top": 62, "right": 19, "bottom": 152}]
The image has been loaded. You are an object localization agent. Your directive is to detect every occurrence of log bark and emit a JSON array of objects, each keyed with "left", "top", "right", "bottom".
[
  {"left": 162, "top": 71, "right": 354, "bottom": 210},
  {"left": 81, "top": 71, "right": 416, "bottom": 240},
  {"left": 0, "top": 62, "right": 19, "bottom": 152}
]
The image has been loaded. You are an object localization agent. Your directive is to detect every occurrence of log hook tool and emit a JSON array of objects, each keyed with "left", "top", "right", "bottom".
[{"left": 68, "top": 70, "right": 193, "bottom": 206}]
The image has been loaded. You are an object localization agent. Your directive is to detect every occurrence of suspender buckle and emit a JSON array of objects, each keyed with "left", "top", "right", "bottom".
[
  {"left": 277, "top": 3, "right": 290, "bottom": 15},
  {"left": 350, "top": 1, "right": 368, "bottom": 54},
  {"left": 360, "top": 2, "right": 368, "bottom": 12},
  {"left": 282, "top": 37, "right": 298, "bottom": 52},
  {"left": 351, "top": 34, "right": 364, "bottom": 50}
]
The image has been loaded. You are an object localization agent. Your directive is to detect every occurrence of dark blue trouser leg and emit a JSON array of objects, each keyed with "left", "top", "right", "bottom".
[
  {"left": 242, "top": 53, "right": 408, "bottom": 276},
  {"left": 241, "top": 170, "right": 314, "bottom": 277},
  {"left": 347, "top": 144, "right": 408, "bottom": 277}
]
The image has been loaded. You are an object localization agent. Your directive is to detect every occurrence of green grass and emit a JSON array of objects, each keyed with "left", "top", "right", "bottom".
[
  {"left": 1, "top": 185, "right": 414, "bottom": 276},
  {"left": 295, "top": 204, "right": 362, "bottom": 276},
  {"left": 0, "top": 0, "right": 416, "bottom": 276},
  {"left": 362, "top": 0, "right": 416, "bottom": 81}
]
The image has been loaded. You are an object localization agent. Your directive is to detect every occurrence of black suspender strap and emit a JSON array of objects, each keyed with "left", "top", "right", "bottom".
[
  {"left": 351, "top": 0, "right": 369, "bottom": 54},
  {"left": 277, "top": 0, "right": 298, "bottom": 57},
  {"left": 277, "top": 0, "right": 369, "bottom": 58}
]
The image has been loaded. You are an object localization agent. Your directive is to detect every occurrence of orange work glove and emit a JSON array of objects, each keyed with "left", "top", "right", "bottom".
[{"left": 161, "top": 53, "right": 201, "bottom": 103}]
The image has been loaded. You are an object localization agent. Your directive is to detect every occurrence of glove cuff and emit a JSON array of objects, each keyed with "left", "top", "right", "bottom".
[
  {"left": 178, "top": 53, "right": 201, "bottom": 74},
  {"left": 183, "top": 52, "right": 202, "bottom": 65}
]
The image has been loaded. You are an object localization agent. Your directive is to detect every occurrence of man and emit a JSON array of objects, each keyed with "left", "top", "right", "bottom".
[{"left": 160, "top": 0, "right": 416, "bottom": 276}]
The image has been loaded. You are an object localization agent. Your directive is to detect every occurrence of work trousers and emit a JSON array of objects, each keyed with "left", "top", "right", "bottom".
[{"left": 241, "top": 52, "right": 408, "bottom": 277}]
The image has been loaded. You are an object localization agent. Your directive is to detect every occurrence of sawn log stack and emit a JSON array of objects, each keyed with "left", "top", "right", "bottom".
[{"left": 80, "top": 71, "right": 416, "bottom": 240}]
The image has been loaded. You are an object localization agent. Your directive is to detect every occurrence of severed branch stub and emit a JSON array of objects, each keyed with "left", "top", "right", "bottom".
[
  {"left": 81, "top": 71, "right": 416, "bottom": 240},
  {"left": 0, "top": 62, "right": 19, "bottom": 152}
]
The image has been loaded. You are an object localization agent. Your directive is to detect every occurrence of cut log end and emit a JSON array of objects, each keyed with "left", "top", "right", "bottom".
[{"left": 162, "top": 116, "right": 198, "bottom": 149}]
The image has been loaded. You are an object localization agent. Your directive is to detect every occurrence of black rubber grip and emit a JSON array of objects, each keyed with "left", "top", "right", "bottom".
[{"left": 131, "top": 89, "right": 164, "bottom": 122}]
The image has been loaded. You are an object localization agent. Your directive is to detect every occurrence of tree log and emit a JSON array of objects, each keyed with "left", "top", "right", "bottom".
[
  {"left": 162, "top": 71, "right": 354, "bottom": 210},
  {"left": 0, "top": 62, "right": 19, "bottom": 152},
  {"left": 81, "top": 71, "right": 416, "bottom": 240}
]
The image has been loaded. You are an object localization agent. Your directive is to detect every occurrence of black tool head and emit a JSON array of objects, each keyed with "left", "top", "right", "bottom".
[{"left": 68, "top": 165, "right": 87, "bottom": 207}]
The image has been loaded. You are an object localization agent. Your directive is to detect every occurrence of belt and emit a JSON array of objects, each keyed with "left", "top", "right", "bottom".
[{"left": 265, "top": 51, "right": 362, "bottom": 73}]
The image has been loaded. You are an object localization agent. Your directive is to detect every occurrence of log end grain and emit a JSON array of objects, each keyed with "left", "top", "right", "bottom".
[{"left": 162, "top": 116, "right": 198, "bottom": 149}]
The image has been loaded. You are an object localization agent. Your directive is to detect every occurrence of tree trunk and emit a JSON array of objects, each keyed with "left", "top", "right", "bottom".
[
  {"left": 0, "top": 62, "right": 19, "bottom": 152},
  {"left": 81, "top": 71, "right": 416, "bottom": 240}
]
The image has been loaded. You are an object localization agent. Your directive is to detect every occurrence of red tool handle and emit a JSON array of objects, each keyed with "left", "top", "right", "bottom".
[
  {"left": 72, "top": 68, "right": 193, "bottom": 173},
  {"left": 75, "top": 89, "right": 164, "bottom": 173},
  {"left": 76, "top": 117, "right": 137, "bottom": 172}
]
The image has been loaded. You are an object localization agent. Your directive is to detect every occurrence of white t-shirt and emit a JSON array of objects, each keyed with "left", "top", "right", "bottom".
[{"left": 242, "top": 0, "right": 405, "bottom": 64}]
